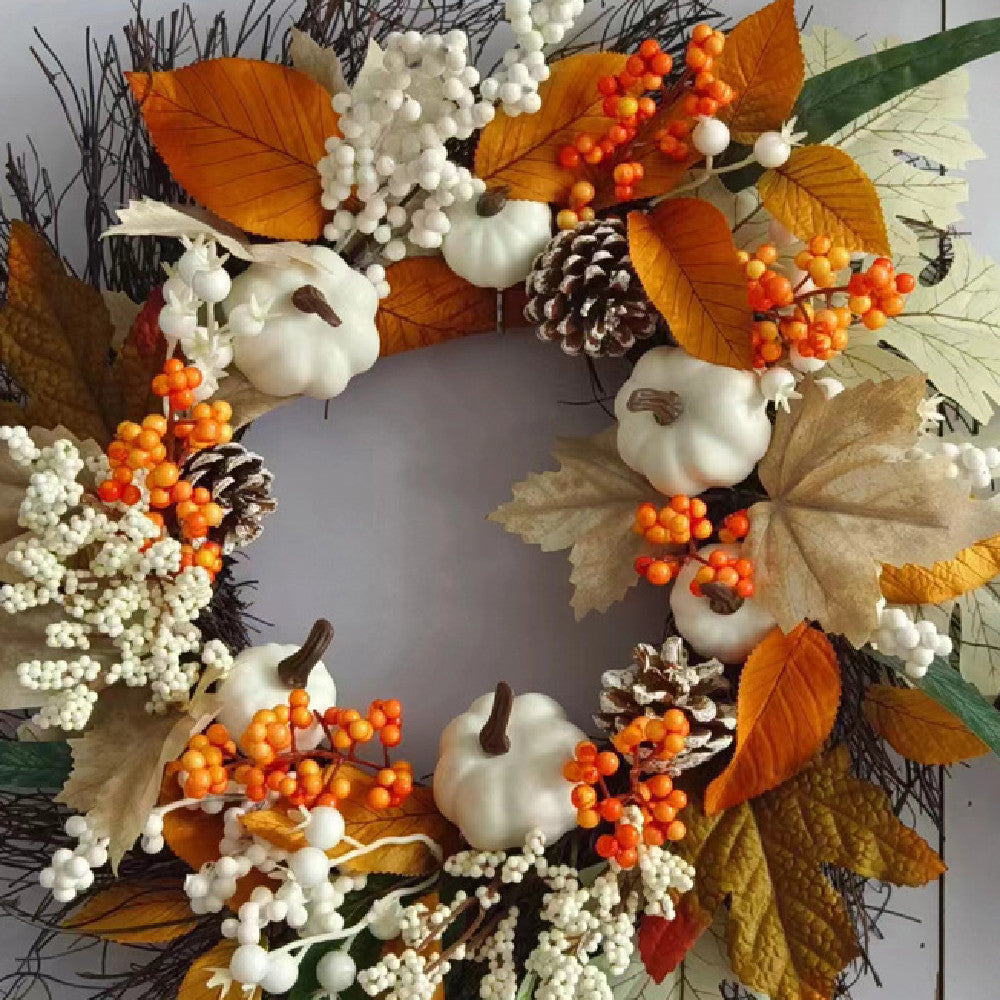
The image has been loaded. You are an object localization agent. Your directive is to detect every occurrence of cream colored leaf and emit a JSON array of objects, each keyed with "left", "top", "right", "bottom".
[
  {"left": 102, "top": 291, "right": 142, "bottom": 352},
  {"left": 824, "top": 329, "right": 920, "bottom": 388},
  {"left": 0, "top": 605, "right": 66, "bottom": 709},
  {"left": 696, "top": 176, "right": 773, "bottom": 254},
  {"left": 289, "top": 28, "right": 347, "bottom": 95},
  {"left": 746, "top": 376, "right": 1000, "bottom": 644},
  {"left": 489, "top": 429, "right": 659, "bottom": 619},
  {"left": 801, "top": 26, "right": 859, "bottom": 77},
  {"left": 957, "top": 585, "right": 1000, "bottom": 698}
]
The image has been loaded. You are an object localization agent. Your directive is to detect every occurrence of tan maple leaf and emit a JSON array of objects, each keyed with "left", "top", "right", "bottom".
[
  {"left": 676, "top": 746, "right": 944, "bottom": 1000},
  {"left": 746, "top": 376, "right": 1000, "bottom": 644},
  {"left": 489, "top": 428, "right": 661, "bottom": 619}
]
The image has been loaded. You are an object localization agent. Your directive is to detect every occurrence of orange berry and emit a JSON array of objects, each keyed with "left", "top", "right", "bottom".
[
  {"left": 563, "top": 761, "right": 582, "bottom": 782},
  {"left": 290, "top": 706, "right": 313, "bottom": 728},
  {"left": 863, "top": 308, "right": 887, "bottom": 331},
  {"left": 596, "top": 751, "right": 619, "bottom": 776},
  {"left": 667, "top": 789, "right": 689, "bottom": 810},
  {"left": 653, "top": 802, "right": 677, "bottom": 824},
  {"left": 376, "top": 768, "right": 397, "bottom": 788},
  {"left": 736, "top": 579, "right": 755, "bottom": 598},
  {"left": 707, "top": 550, "right": 730, "bottom": 568},
  {"left": 332, "top": 730, "right": 353, "bottom": 752},
  {"left": 716, "top": 566, "right": 739, "bottom": 587},
  {"left": 665, "top": 820, "right": 687, "bottom": 842},
  {"left": 663, "top": 708, "right": 687, "bottom": 732},
  {"left": 571, "top": 784, "right": 597, "bottom": 809},
  {"left": 599, "top": 797, "right": 623, "bottom": 822},
  {"left": 644, "top": 525, "right": 669, "bottom": 545},
  {"left": 644, "top": 719, "right": 667, "bottom": 742},
  {"left": 368, "top": 707, "right": 387, "bottom": 729},
  {"left": 266, "top": 723, "right": 291, "bottom": 748},
  {"left": 149, "top": 462, "right": 180, "bottom": 488},
  {"left": 635, "top": 502, "right": 658, "bottom": 529},
  {"left": 349, "top": 719, "right": 374, "bottom": 742},
  {"left": 617, "top": 846, "right": 638, "bottom": 869},
  {"left": 382, "top": 699, "right": 402, "bottom": 720},
  {"left": 694, "top": 565, "right": 716, "bottom": 586},
  {"left": 648, "top": 774, "right": 674, "bottom": 798},
  {"left": 181, "top": 749, "right": 207, "bottom": 771},
  {"left": 662, "top": 733, "right": 687, "bottom": 755},
  {"left": 380, "top": 724, "right": 402, "bottom": 747},
  {"left": 556, "top": 209, "right": 579, "bottom": 231},
  {"left": 367, "top": 787, "right": 392, "bottom": 809},
  {"left": 577, "top": 808, "right": 600, "bottom": 829},
  {"left": 645, "top": 560, "right": 672, "bottom": 586},
  {"left": 330, "top": 776, "right": 352, "bottom": 800},
  {"left": 575, "top": 741, "right": 598, "bottom": 761},
  {"left": 595, "top": 833, "right": 619, "bottom": 859}
]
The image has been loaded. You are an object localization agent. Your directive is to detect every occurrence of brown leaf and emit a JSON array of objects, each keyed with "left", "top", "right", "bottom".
[
  {"left": 210, "top": 368, "right": 295, "bottom": 430},
  {"left": 863, "top": 685, "right": 988, "bottom": 765},
  {"left": 627, "top": 200, "right": 754, "bottom": 369},
  {"left": 62, "top": 881, "right": 195, "bottom": 943},
  {"left": 239, "top": 807, "right": 304, "bottom": 853},
  {"left": 489, "top": 428, "right": 661, "bottom": 619},
  {"left": 745, "top": 377, "right": 1000, "bottom": 644},
  {"left": 638, "top": 893, "right": 713, "bottom": 983},
  {"left": 880, "top": 533, "right": 1000, "bottom": 605},
  {"left": 180, "top": 940, "right": 260, "bottom": 1000}
]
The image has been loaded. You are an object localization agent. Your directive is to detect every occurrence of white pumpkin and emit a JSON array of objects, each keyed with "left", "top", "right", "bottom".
[
  {"left": 670, "top": 545, "right": 776, "bottom": 663},
  {"left": 216, "top": 620, "right": 337, "bottom": 752},
  {"left": 442, "top": 189, "right": 552, "bottom": 289},
  {"left": 226, "top": 246, "right": 379, "bottom": 399},
  {"left": 433, "top": 683, "right": 585, "bottom": 851},
  {"left": 615, "top": 347, "right": 771, "bottom": 496}
]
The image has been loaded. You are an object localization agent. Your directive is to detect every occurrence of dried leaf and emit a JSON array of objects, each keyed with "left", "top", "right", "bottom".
[
  {"left": 103, "top": 291, "right": 142, "bottom": 351},
  {"left": 489, "top": 429, "right": 660, "bottom": 619},
  {"left": 863, "top": 684, "right": 988, "bottom": 765},
  {"left": 881, "top": 534, "right": 1000, "bottom": 605},
  {"left": 705, "top": 624, "right": 840, "bottom": 815},
  {"left": 956, "top": 586, "right": 1000, "bottom": 698},
  {"left": 181, "top": 940, "right": 260, "bottom": 1000},
  {"left": 745, "top": 377, "right": 1000, "bottom": 644},
  {"left": 638, "top": 894, "right": 713, "bottom": 983},
  {"left": 474, "top": 52, "right": 627, "bottom": 202},
  {"left": 715, "top": 0, "right": 804, "bottom": 143},
  {"left": 676, "top": 747, "right": 944, "bottom": 1000},
  {"left": 210, "top": 368, "right": 294, "bottom": 429},
  {"left": 127, "top": 59, "right": 339, "bottom": 240},
  {"left": 289, "top": 28, "right": 347, "bottom": 95},
  {"left": 757, "top": 145, "right": 890, "bottom": 255},
  {"left": 627, "top": 200, "right": 754, "bottom": 369},
  {"left": 62, "top": 881, "right": 195, "bottom": 943}
]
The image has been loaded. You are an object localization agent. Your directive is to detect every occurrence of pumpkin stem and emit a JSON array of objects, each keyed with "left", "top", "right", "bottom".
[
  {"left": 479, "top": 681, "right": 514, "bottom": 755},
  {"left": 277, "top": 619, "right": 335, "bottom": 688},
  {"left": 476, "top": 187, "right": 509, "bottom": 218},
  {"left": 627, "top": 388, "right": 684, "bottom": 426},
  {"left": 292, "top": 284, "right": 342, "bottom": 327},
  {"left": 701, "top": 582, "right": 745, "bottom": 616}
]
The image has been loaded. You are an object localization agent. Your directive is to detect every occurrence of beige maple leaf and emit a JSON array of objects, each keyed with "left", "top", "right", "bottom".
[
  {"left": 746, "top": 376, "right": 1000, "bottom": 644},
  {"left": 488, "top": 429, "right": 661, "bottom": 619}
]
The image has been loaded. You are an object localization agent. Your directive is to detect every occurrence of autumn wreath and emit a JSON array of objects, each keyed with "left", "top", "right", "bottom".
[{"left": 1, "top": 2, "right": 1000, "bottom": 1000}]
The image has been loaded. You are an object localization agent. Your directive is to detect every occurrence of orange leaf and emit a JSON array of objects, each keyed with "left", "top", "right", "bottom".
[
  {"left": 714, "top": 0, "right": 804, "bottom": 143},
  {"left": 127, "top": 59, "right": 339, "bottom": 240},
  {"left": 705, "top": 624, "right": 840, "bottom": 815},
  {"left": 240, "top": 807, "right": 305, "bottom": 853},
  {"left": 638, "top": 893, "right": 712, "bottom": 983},
  {"left": 62, "top": 881, "right": 195, "bottom": 943},
  {"left": 474, "top": 52, "right": 627, "bottom": 203},
  {"left": 864, "top": 685, "right": 989, "bottom": 765},
  {"left": 627, "top": 199, "right": 754, "bottom": 369},
  {"left": 180, "top": 940, "right": 260, "bottom": 1000},
  {"left": 757, "top": 145, "right": 890, "bottom": 255},
  {"left": 880, "top": 533, "right": 1000, "bottom": 604}
]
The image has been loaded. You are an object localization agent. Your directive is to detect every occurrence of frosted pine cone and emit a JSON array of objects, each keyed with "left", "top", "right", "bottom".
[
  {"left": 181, "top": 442, "right": 276, "bottom": 553},
  {"left": 596, "top": 637, "right": 736, "bottom": 775},
  {"left": 524, "top": 218, "right": 659, "bottom": 357}
]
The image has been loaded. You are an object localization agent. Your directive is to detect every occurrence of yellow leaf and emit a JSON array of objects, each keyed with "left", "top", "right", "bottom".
[
  {"left": 627, "top": 200, "right": 754, "bottom": 369},
  {"left": 863, "top": 685, "right": 988, "bottom": 765},
  {"left": 240, "top": 807, "right": 305, "bottom": 853},
  {"left": 180, "top": 940, "right": 260, "bottom": 1000},
  {"left": 705, "top": 624, "right": 840, "bottom": 815},
  {"left": 677, "top": 747, "right": 944, "bottom": 1000},
  {"left": 62, "top": 881, "right": 195, "bottom": 943},
  {"left": 127, "top": 59, "right": 339, "bottom": 240},
  {"left": 474, "top": 52, "right": 626, "bottom": 202},
  {"left": 715, "top": 0, "right": 805, "bottom": 143},
  {"left": 880, "top": 533, "right": 1000, "bottom": 604},
  {"left": 757, "top": 145, "right": 890, "bottom": 255}
]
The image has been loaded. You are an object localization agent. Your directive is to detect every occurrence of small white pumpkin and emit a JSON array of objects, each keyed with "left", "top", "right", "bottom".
[
  {"left": 671, "top": 545, "right": 776, "bottom": 662},
  {"left": 615, "top": 347, "right": 771, "bottom": 496},
  {"left": 433, "top": 682, "right": 585, "bottom": 851},
  {"left": 442, "top": 189, "right": 552, "bottom": 289},
  {"left": 216, "top": 619, "right": 337, "bottom": 752},
  {"left": 226, "top": 246, "right": 379, "bottom": 399}
]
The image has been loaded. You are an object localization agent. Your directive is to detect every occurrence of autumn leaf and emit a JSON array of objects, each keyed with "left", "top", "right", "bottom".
[
  {"left": 62, "top": 881, "right": 195, "bottom": 943},
  {"left": 705, "top": 624, "right": 840, "bottom": 815},
  {"left": 181, "top": 940, "right": 260, "bottom": 1000},
  {"left": 757, "top": 145, "right": 890, "bottom": 254},
  {"left": 474, "top": 52, "right": 626, "bottom": 203},
  {"left": 127, "top": 59, "right": 339, "bottom": 240},
  {"left": 627, "top": 200, "right": 754, "bottom": 369},
  {"left": 676, "top": 747, "right": 944, "bottom": 1000},
  {"left": 288, "top": 28, "right": 347, "bottom": 95},
  {"left": 863, "top": 685, "right": 988, "bottom": 765},
  {"left": 745, "top": 377, "right": 1000, "bottom": 644},
  {"left": 881, "top": 533, "right": 1000, "bottom": 605},
  {"left": 210, "top": 368, "right": 294, "bottom": 430},
  {"left": 715, "top": 0, "right": 804, "bottom": 143},
  {"left": 638, "top": 893, "right": 713, "bottom": 983},
  {"left": 489, "top": 428, "right": 661, "bottom": 619},
  {"left": 240, "top": 806, "right": 304, "bottom": 853}
]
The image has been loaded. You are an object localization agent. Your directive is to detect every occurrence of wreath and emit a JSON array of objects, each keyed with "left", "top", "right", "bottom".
[{"left": 1, "top": 2, "right": 999, "bottom": 1000}]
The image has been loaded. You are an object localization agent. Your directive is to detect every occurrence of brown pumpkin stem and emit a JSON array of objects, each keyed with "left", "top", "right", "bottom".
[
  {"left": 292, "top": 284, "right": 342, "bottom": 327},
  {"left": 476, "top": 186, "right": 509, "bottom": 218},
  {"left": 277, "top": 619, "right": 335, "bottom": 688},
  {"left": 701, "top": 582, "right": 745, "bottom": 616},
  {"left": 479, "top": 681, "right": 514, "bottom": 755},
  {"left": 627, "top": 387, "right": 684, "bottom": 426}
]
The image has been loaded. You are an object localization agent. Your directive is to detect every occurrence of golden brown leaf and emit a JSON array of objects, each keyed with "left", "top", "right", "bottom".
[
  {"left": 627, "top": 200, "right": 754, "bottom": 369},
  {"left": 880, "top": 533, "right": 1000, "bottom": 604},
  {"left": 745, "top": 377, "right": 1000, "bottom": 644},
  {"left": 677, "top": 747, "right": 944, "bottom": 1000},
  {"left": 705, "top": 624, "right": 840, "bottom": 815},
  {"left": 474, "top": 52, "right": 627, "bottom": 203},
  {"left": 127, "top": 59, "right": 339, "bottom": 240},
  {"left": 62, "top": 881, "right": 195, "bottom": 943},
  {"left": 210, "top": 368, "right": 295, "bottom": 430},
  {"left": 715, "top": 0, "right": 805, "bottom": 143},
  {"left": 863, "top": 685, "right": 988, "bottom": 765},
  {"left": 240, "top": 807, "right": 304, "bottom": 853},
  {"left": 180, "top": 940, "right": 260, "bottom": 1000},
  {"left": 757, "top": 145, "right": 890, "bottom": 255}
]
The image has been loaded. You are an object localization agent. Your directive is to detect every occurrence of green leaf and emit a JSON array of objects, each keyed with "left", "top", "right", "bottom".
[
  {"left": 916, "top": 659, "right": 1000, "bottom": 759},
  {"left": 0, "top": 739, "right": 72, "bottom": 789}
]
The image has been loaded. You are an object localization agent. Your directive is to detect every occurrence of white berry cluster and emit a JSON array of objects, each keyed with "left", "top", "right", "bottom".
[
  {"left": 909, "top": 435, "right": 1000, "bottom": 492},
  {"left": 38, "top": 815, "right": 109, "bottom": 903},
  {"left": 0, "top": 430, "right": 230, "bottom": 728},
  {"left": 871, "top": 604, "right": 952, "bottom": 679}
]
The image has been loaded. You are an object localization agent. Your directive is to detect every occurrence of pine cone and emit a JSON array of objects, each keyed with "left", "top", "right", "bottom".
[
  {"left": 181, "top": 442, "right": 277, "bottom": 553},
  {"left": 524, "top": 218, "right": 659, "bottom": 357},
  {"left": 595, "top": 637, "right": 736, "bottom": 775}
]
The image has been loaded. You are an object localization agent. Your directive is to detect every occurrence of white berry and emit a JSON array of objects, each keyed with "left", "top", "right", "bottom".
[
  {"left": 316, "top": 950, "right": 357, "bottom": 992},
  {"left": 754, "top": 131, "right": 792, "bottom": 169},
  {"left": 691, "top": 116, "right": 731, "bottom": 157},
  {"left": 305, "top": 806, "right": 346, "bottom": 851}
]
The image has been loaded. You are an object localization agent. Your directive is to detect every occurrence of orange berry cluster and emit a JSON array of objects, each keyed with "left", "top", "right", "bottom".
[
  {"left": 98, "top": 414, "right": 170, "bottom": 507},
  {"left": 794, "top": 235, "right": 852, "bottom": 290},
  {"left": 678, "top": 24, "right": 733, "bottom": 117},
  {"left": 180, "top": 723, "right": 238, "bottom": 798},
  {"left": 743, "top": 244, "right": 794, "bottom": 313},
  {"left": 691, "top": 549, "right": 754, "bottom": 599},
  {"left": 613, "top": 710, "right": 689, "bottom": 762},
  {"left": 632, "top": 496, "right": 713, "bottom": 586},
  {"left": 322, "top": 698, "right": 405, "bottom": 753},
  {"left": 847, "top": 257, "right": 915, "bottom": 332},
  {"left": 718, "top": 509, "right": 749, "bottom": 544},
  {"left": 151, "top": 357, "right": 202, "bottom": 413}
]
